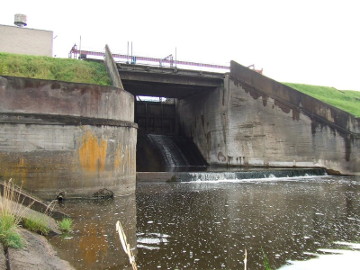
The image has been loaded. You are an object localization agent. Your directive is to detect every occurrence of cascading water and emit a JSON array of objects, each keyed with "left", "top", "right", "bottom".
[
  {"left": 137, "top": 133, "right": 207, "bottom": 172},
  {"left": 147, "top": 134, "right": 190, "bottom": 168}
]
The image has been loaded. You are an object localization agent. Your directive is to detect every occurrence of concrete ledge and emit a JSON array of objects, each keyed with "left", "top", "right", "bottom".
[{"left": 0, "top": 112, "right": 138, "bottom": 129}]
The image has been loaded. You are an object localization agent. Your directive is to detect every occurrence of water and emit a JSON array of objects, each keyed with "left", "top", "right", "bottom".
[
  {"left": 143, "top": 134, "right": 207, "bottom": 171},
  {"left": 49, "top": 175, "right": 360, "bottom": 269}
]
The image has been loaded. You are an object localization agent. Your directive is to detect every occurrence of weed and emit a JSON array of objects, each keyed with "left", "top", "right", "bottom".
[
  {"left": 58, "top": 218, "right": 73, "bottom": 233},
  {"left": 23, "top": 216, "right": 50, "bottom": 235},
  {"left": 262, "top": 249, "right": 272, "bottom": 270}
]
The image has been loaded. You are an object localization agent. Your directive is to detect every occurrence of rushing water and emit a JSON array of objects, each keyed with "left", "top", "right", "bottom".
[{"left": 49, "top": 175, "right": 360, "bottom": 269}]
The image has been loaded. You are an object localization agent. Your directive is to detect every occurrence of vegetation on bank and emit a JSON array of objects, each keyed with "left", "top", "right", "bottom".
[
  {"left": 0, "top": 52, "right": 111, "bottom": 86},
  {"left": 0, "top": 180, "right": 74, "bottom": 249},
  {"left": 284, "top": 83, "right": 360, "bottom": 117},
  {"left": 23, "top": 216, "right": 50, "bottom": 235},
  {"left": 0, "top": 180, "right": 25, "bottom": 248}
]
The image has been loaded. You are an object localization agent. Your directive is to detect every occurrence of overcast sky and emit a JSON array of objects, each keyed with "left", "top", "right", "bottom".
[{"left": 1, "top": 0, "right": 359, "bottom": 90}]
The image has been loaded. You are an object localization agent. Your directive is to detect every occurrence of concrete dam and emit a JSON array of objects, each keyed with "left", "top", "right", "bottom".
[
  {"left": 120, "top": 61, "right": 359, "bottom": 175},
  {"left": 0, "top": 59, "right": 359, "bottom": 199}
]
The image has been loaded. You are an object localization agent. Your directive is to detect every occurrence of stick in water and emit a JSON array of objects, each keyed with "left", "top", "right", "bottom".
[
  {"left": 244, "top": 248, "right": 248, "bottom": 270},
  {"left": 116, "top": 220, "right": 138, "bottom": 270}
]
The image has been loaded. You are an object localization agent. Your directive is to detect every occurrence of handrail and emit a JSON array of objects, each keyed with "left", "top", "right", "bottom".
[{"left": 69, "top": 47, "right": 230, "bottom": 71}]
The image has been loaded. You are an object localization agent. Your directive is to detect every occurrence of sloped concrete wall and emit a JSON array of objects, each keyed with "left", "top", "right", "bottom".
[
  {"left": 0, "top": 76, "right": 137, "bottom": 199},
  {"left": 177, "top": 61, "right": 359, "bottom": 175}
]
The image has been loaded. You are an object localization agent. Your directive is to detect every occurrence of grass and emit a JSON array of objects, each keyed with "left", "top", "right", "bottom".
[
  {"left": 0, "top": 214, "right": 23, "bottom": 248},
  {"left": 58, "top": 218, "right": 73, "bottom": 233},
  {"left": 262, "top": 249, "right": 273, "bottom": 270},
  {"left": 284, "top": 83, "right": 360, "bottom": 117},
  {"left": 0, "top": 52, "right": 111, "bottom": 86},
  {"left": 0, "top": 180, "right": 26, "bottom": 248},
  {"left": 23, "top": 216, "right": 50, "bottom": 235}
]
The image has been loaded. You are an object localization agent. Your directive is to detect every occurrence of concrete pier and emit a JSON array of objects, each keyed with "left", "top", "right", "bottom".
[{"left": 0, "top": 76, "right": 137, "bottom": 199}]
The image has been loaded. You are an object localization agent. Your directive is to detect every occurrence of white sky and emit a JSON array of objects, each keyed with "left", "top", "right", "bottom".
[{"left": 1, "top": 0, "right": 360, "bottom": 90}]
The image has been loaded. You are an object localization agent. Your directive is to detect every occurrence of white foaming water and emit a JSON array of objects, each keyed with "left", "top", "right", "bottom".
[
  {"left": 182, "top": 173, "right": 328, "bottom": 184},
  {"left": 279, "top": 242, "right": 360, "bottom": 270}
]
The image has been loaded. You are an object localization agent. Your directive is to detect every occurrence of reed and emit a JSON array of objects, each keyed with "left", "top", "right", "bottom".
[
  {"left": 115, "top": 220, "right": 138, "bottom": 270},
  {"left": 0, "top": 179, "right": 27, "bottom": 248}
]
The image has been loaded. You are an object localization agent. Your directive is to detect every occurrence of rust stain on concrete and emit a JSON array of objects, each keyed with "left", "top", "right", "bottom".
[
  {"left": 0, "top": 154, "right": 28, "bottom": 184},
  {"left": 79, "top": 131, "right": 108, "bottom": 172},
  {"left": 114, "top": 144, "right": 123, "bottom": 170}
]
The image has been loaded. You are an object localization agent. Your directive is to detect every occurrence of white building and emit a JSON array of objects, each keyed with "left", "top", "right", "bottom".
[{"left": 0, "top": 24, "right": 53, "bottom": 57}]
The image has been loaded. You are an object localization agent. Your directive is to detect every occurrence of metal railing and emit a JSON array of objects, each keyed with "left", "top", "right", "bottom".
[{"left": 69, "top": 46, "right": 230, "bottom": 71}]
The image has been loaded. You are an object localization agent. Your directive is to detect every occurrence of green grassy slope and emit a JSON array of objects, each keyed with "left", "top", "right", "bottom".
[
  {"left": 284, "top": 83, "right": 360, "bottom": 117},
  {"left": 0, "top": 52, "right": 111, "bottom": 86}
]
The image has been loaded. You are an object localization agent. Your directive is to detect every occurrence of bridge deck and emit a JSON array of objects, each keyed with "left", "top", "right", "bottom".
[{"left": 117, "top": 63, "right": 225, "bottom": 98}]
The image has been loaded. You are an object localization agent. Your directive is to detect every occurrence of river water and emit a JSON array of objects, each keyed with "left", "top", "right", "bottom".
[{"left": 49, "top": 175, "right": 360, "bottom": 269}]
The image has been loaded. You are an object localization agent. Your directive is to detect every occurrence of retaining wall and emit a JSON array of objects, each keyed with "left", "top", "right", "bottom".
[{"left": 177, "top": 61, "right": 360, "bottom": 175}]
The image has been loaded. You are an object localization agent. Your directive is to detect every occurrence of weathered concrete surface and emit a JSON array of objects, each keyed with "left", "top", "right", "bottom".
[
  {"left": 0, "top": 244, "right": 6, "bottom": 270},
  {"left": 0, "top": 76, "right": 137, "bottom": 199},
  {"left": 0, "top": 76, "right": 133, "bottom": 122},
  {"left": 177, "top": 61, "right": 360, "bottom": 175},
  {"left": 104, "top": 44, "right": 124, "bottom": 89},
  {"left": 7, "top": 229, "right": 75, "bottom": 270}
]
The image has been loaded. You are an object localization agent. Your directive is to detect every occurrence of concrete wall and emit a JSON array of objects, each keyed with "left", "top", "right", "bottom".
[
  {"left": 0, "top": 76, "right": 137, "bottom": 199},
  {"left": 177, "top": 61, "right": 360, "bottom": 175},
  {"left": 0, "top": 25, "right": 53, "bottom": 56}
]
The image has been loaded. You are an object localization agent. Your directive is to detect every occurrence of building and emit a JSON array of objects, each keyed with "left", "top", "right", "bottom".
[{"left": 0, "top": 24, "right": 53, "bottom": 56}]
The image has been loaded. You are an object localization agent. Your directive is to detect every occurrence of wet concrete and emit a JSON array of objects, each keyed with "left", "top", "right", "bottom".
[{"left": 48, "top": 175, "right": 360, "bottom": 270}]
